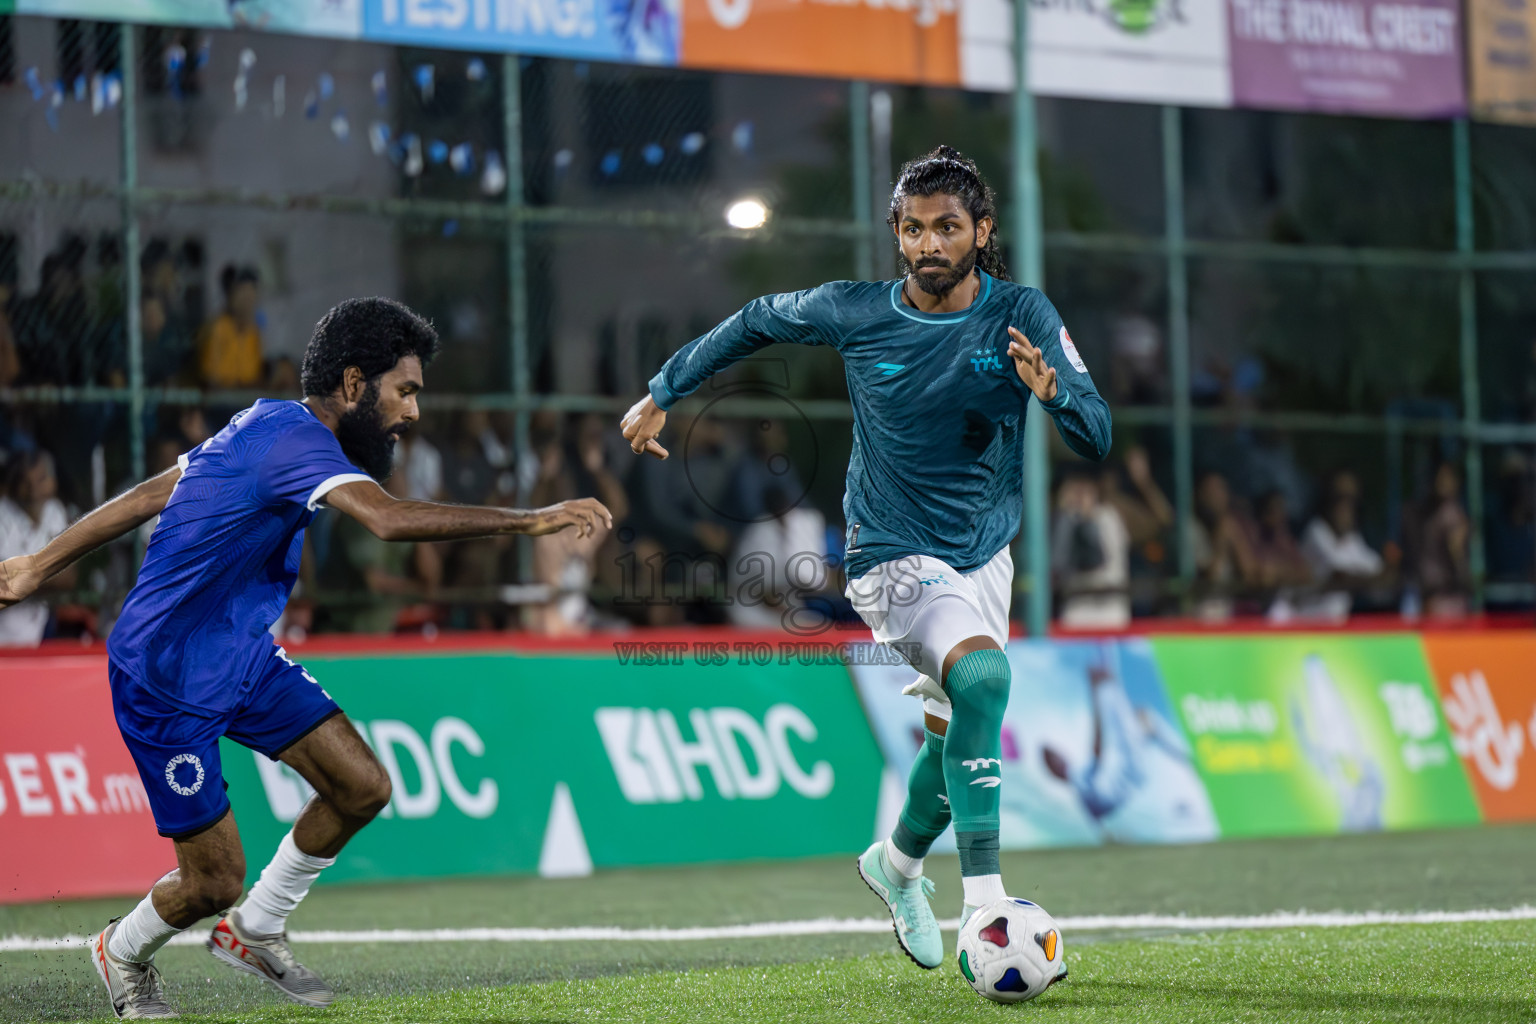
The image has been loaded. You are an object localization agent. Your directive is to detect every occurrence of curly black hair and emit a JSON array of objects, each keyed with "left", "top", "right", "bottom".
[
  {"left": 300, "top": 297, "right": 441, "bottom": 398},
  {"left": 888, "top": 145, "right": 1008, "bottom": 281}
]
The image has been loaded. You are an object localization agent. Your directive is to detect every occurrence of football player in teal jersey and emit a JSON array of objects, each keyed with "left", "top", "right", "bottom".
[{"left": 622, "top": 146, "right": 1111, "bottom": 971}]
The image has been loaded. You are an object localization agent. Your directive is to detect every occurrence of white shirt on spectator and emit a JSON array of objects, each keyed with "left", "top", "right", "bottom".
[
  {"left": 728, "top": 508, "right": 827, "bottom": 630},
  {"left": 1056, "top": 505, "right": 1131, "bottom": 629},
  {"left": 0, "top": 496, "right": 69, "bottom": 646},
  {"left": 1301, "top": 518, "right": 1383, "bottom": 578}
]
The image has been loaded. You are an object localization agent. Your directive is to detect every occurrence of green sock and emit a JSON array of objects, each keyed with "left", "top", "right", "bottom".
[
  {"left": 942, "top": 648, "right": 1010, "bottom": 878},
  {"left": 892, "top": 728, "right": 950, "bottom": 859}
]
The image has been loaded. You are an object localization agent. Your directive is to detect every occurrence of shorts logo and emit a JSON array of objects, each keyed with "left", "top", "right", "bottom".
[{"left": 165, "top": 753, "right": 206, "bottom": 796}]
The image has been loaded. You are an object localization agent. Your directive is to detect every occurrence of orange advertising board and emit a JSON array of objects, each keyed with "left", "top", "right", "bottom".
[
  {"left": 680, "top": 0, "right": 961, "bottom": 86},
  {"left": 1422, "top": 635, "right": 1536, "bottom": 822},
  {"left": 0, "top": 657, "right": 174, "bottom": 903}
]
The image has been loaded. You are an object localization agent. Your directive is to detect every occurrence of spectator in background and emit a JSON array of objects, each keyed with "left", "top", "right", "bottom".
[
  {"left": 1052, "top": 470, "right": 1131, "bottom": 628},
  {"left": 265, "top": 355, "right": 300, "bottom": 394},
  {"left": 728, "top": 418, "right": 803, "bottom": 524},
  {"left": 1403, "top": 461, "right": 1472, "bottom": 619},
  {"left": 140, "top": 290, "right": 192, "bottom": 385},
  {"left": 1250, "top": 490, "right": 1318, "bottom": 622},
  {"left": 1301, "top": 470, "right": 1388, "bottom": 620},
  {"left": 13, "top": 251, "right": 92, "bottom": 384},
  {"left": 315, "top": 468, "right": 442, "bottom": 634},
  {"left": 528, "top": 413, "right": 628, "bottom": 634},
  {"left": 0, "top": 451, "right": 74, "bottom": 645},
  {"left": 1102, "top": 444, "right": 1174, "bottom": 572},
  {"left": 0, "top": 271, "right": 19, "bottom": 388},
  {"left": 1188, "top": 470, "right": 1259, "bottom": 620},
  {"left": 197, "top": 264, "right": 262, "bottom": 388},
  {"left": 1487, "top": 450, "right": 1535, "bottom": 590},
  {"left": 727, "top": 485, "right": 828, "bottom": 631}
]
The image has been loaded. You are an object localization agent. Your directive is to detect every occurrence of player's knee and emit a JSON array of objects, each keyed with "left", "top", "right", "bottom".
[
  {"left": 345, "top": 767, "right": 392, "bottom": 822},
  {"left": 946, "top": 649, "right": 1010, "bottom": 720},
  {"left": 186, "top": 869, "right": 245, "bottom": 917}
]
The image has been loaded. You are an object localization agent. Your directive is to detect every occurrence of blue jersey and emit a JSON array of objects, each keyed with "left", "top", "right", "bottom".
[
  {"left": 648, "top": 271, "right": 1112, "bottom": 578},
  {"left": 108, "top": 400, "right": 371, "bottom": 715}
]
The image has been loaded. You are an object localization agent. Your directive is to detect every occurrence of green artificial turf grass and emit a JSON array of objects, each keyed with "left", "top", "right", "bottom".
[
  {"left": 5, "top": 824, "right": 1536, "bottom": 1023},
  {"left": 9, "top": 923, "right": 1535, "bottom": 1024}
]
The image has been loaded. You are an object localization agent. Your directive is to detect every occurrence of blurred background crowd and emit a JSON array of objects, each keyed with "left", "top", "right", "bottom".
[{"left": 2, "top": 15, "right": 1534, "bottom": 645}]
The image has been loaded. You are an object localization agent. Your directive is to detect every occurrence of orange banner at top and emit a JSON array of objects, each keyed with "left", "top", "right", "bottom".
[{"left": 681, "top": 0, "right": 962, "bottom": 86}]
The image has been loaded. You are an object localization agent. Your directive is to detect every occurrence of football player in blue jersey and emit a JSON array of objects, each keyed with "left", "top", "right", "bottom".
[
  {"left": 0, "top": 297, "right": 610, "bottom": 1019},
  {"left": 622, "top": 147, "right": 1111, "bottom": 972}
]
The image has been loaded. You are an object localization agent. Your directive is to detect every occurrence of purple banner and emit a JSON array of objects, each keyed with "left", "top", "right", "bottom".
[{"left": 1229, "top": 0, "right": 1466, "bottom": 117}]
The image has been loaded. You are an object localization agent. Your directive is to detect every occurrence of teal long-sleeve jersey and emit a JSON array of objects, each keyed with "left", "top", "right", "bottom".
[{"left": 647, "top": 270, "right": 1113, "bottom": 579}]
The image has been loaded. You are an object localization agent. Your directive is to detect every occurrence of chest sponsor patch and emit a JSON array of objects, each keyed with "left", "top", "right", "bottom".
[{"left": 1059, "top": 326, "right": 1087, "bottom": 373}]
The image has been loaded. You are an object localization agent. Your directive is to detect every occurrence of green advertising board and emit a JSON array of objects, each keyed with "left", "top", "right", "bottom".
[
  {"left": 221, "top": 649, "right": 883, "bottom": 884},
  {"left": 1150, "top": 636, "right": 1479, "bottom": 837}
]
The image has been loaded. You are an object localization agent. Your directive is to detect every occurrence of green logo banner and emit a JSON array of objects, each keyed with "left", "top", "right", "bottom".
[
  {"left": 1150, "top": 636, "right": 1479, "bottom": 837},
  {"left": 221, "top": 651, "right": 883, "bottom": 884}
]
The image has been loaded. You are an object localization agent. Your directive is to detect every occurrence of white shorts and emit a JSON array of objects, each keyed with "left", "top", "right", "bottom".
[{"left": 845, "top": 547, "right": 1013, "bottom": 721}]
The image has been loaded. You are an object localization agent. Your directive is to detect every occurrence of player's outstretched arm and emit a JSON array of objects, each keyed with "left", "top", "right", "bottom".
[
  {"left": 0, "top": 465, "right": 182, "bottom": 609},
  {"left": 324, "top": 479, "right": 612, "bottom": 542}
]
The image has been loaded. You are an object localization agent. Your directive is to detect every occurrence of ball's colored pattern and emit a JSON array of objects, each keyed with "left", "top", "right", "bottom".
[{"left": 954, "top": 898, "right": 1067, "bottom": 1004}]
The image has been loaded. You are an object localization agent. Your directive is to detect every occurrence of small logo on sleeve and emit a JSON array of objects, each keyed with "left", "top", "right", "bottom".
[
  {"left": 874, "top": 362, "right": 905, "bottom": 377},
  {"left": 1059, "top": 327, "right": 1087, "bottom": 373}
]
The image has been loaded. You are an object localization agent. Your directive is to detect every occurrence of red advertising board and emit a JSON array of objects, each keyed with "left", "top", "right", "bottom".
[
  {"left": 0, "top": 657, "right": 173, "bottom": 904},
  {"left": 1422, "top": 635, "right": 1536, "bottom": 823}
]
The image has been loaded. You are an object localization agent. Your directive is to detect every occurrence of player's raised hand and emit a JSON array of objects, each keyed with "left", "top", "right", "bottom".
[
  {"left": 526, "top": 497, "right": 614, "bottom": 538},
  {"left": 1008, "top": 327, "right": 1058, "bottom": 403},
  {"left": 0, "top": 555, "right": 42, "bottom": 609},
  {"left": 620, "top": 394, "right": 670, "bottom": 460}
]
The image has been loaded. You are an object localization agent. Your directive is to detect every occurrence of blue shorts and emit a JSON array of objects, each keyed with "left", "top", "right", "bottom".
[{"left": 109, "top": 647, "right": 342, "bottom": 840}]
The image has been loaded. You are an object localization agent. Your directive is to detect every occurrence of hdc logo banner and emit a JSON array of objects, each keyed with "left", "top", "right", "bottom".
[
  {"left": 0, "top": 658, "right": 172, "bottom": 905},
  {"left": 221, "top": 650, "right": 882, "bottom": 885}
]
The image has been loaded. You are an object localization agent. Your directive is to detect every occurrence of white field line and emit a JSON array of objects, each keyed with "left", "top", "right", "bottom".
[{"left": 7, "top": 906, "right": 1536, "bottom": 953}]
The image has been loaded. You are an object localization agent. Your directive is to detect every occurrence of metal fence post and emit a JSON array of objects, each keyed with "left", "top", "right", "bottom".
[
  {"left": 1163, "top": 105, "right": 1193, "bottom": 603},
  {"left": 504, "top": 55, "right": 533, "bottom": 582},
  {"left": 1013, "top": 0, "right": 1049, "bottom": 637},
  {"left": 850, "top": 81, "right": 874, "bottom": 282},
  {"left": 1453, "top": 116, "right": 1485, "bottom": 609},
  {"left": 121, "top": 23, "right": 144, "bottom": 486}
]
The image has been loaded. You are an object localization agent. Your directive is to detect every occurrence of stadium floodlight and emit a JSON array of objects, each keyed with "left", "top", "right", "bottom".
[{"left": 726, "top": 197, "right": 770, "bottom": 230}]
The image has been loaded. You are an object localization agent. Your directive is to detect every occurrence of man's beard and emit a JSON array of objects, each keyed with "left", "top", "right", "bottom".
[
  {"left": 336, "top": 380, "right": 402, "bottom": 482},
  {"left": 908, "top": 239, "right": 979, "bottom": 297}
]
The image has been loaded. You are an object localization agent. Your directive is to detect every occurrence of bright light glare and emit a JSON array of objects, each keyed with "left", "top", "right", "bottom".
[{"left": 726, "top": 198, "right": 769, "bottom": 230}]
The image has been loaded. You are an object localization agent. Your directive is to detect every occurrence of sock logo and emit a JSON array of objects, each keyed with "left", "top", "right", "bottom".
[
  {"left": 969, "top": 776, "right": 1002, "bottom": 788},
  {"left": 962, "top": 757, "right": 1001, "bottom": 771},
  {"left": 164, "top": 753, "right": 205, "bottom": 796}
]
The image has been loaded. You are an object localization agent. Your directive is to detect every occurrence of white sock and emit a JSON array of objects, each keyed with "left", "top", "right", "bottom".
[
  {"left": 238, "top": 831, "right": 336, "bottom": 937},
  {"left": 882, "top": 838, "right": 924, "bottom": 880},
  {"left": 108, "top": 894, "right": 180, "bottom": 963},
  {"left": 961, "top": 874, "right": 1006, "bottom": 908}
]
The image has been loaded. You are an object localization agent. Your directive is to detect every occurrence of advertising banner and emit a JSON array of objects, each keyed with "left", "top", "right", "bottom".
[
  {"left": 222, "top": 648, "right": 883, "bottom": 884},
  {"left": 363, "top": 0, "right": 678, "bottom": 65},
  {"left": 1422, "top": 635, "right": 1536, "bottom": 822},
  {"left": 959, "top": 0, "right": 1232, "bottom": 102},
  {"left": 1467, "top": 0, "right": 1536, "bottom": 124},
  {"left": 680, "top": 0, "right": 959, "bottom": 86},
  {"left": 1151, "top": 636, "right": 1479, "bottom": 837},
  {"left": 15, "top": 0, "right": 362, "bottom": 34},
  {"left": 0, "top": 657, "right": 172, "bottom": 905},
  {"left": 1227, "top": 0, "right": 1465, "bottom": 117},
  {"left": 852, "top": 638, "right": 1219, "bottom": 851}
]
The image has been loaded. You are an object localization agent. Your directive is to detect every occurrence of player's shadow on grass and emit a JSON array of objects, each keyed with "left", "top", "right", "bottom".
[{"left": 1078, "top": 979, "right": 1534, "bottom": 1022}]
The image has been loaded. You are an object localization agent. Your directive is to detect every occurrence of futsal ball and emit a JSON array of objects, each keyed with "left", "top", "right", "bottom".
[{"left": 955, "top": 898, "right": 1067, "bottom": 1004}]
